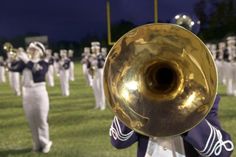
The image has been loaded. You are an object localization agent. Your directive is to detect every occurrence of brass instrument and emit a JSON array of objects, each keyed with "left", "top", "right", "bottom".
[
  {"left": 3, "top": 42, "right": 18, "bottom": 58},
  {"left": 172, "top": 14, "right": 200, "bottom": 34},
  {"left": 103, "top": 23, "right": 217, "bottom": 137}
]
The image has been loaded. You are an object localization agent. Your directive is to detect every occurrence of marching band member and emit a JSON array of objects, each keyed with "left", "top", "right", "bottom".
[
  {"left": 95, "top": 46, "right": 106, "bottom": 110},
  {"left": 226, "top": 36, "right": 236, "bottom": 96},
  {"left": 59, "top": 49, "right": 70, "bottom": 96},
  {"left": 7, "top": 49, "right": 22, "bottom": 96},
  {"left": 101, "top": 47, "right": 108, "bottom": 57},
  {"left": 68, "top": 49, "right": 75, "bottom": 81},
  {"left": 218, "top": 42, "right": 228, "bottom": 85},
  {"left": 81, "top": 47, "right": 91, "bottom": 86},
  {"left": 221, "top": 39, "right": 233, "bottom": 95},
  {"left": 6, "top": 53, "right": 13, "bottom": 87},
  {"left": 45, "top": 49, "right": 55, "bottom": 87},
  {"left": 10, "top": 42, "right": 52, "bottom": 153},
  {"left": 90, "top": 45, "right": 100, "bottom": 109},
  {"left": 90, "top": 42, "right": 106, "bottom": 110},
  {"left": 109, "top": 16, "right": 234, "bottom": 157},
  {"left": 110, "top": 95, "right": 234, "bottom": 157},
  {"left": 0, "top": 56, "right": 6, "bottom": 83},
  {"left": 209, "top": 43, "right": 224, "bottom": 84},
  {"left": 53, "top": 52, "right": 60, "bottom": 77}
]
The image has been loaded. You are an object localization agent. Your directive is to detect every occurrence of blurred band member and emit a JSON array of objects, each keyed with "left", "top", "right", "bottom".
[
  {"left": 53, "top": 52, "right": 60, "bottom": 77},
  {"left": 101, "top": 47, "right": 107, "bottom": 57},
  {"left": 208, "top": 43, "right": 223, "bottom": 84},
  {"left": 10, "top": 42, "right": 52, "bottom": 153},
  {"left": 91, "top": 43, "right": 106, "bottom": 110},
  {"left": 68, "top": 49, "right": 75, "bottom": 81},
  {"left": 59, "top": 49, "right": 70, "bottom": 96},
  {"left": 226, "top": 36, "right": 236, "bottom": 96},
  {"left": 45, "top": 49, "right": 55, "bottom": 87},
  {"left": 81, "top": 47, "right": 91, "bottom": 86},
  {"left": 0, "top": 56, "right": 6, "bottom": 83},
  {"left": 218, "top": 42, "right": 228, "bottom": 85},
  {"left": 221, "top": 40, "right": 233, "bottom": 95},
  {"left": 7, "top": 48, "right": 22, "bottom": 96}
]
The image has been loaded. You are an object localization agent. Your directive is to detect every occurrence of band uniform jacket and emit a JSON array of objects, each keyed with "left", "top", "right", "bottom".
[
  {"left": 9, "top": 60, "right": 49, "bottom": 83},
  {"left": 110, "top": 95, "right": 234, "bottom": 157}
]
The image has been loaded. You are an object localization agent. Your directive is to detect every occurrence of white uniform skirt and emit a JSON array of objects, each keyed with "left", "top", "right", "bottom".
[{"left": 22, "top": 84, "right": 50, "bottom": 148}]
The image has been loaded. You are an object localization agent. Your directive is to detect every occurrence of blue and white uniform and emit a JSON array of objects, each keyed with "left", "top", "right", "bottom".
[
  {"left": 45, "top": 50, "right": 55, "bottom": 87},
  {"left": 12, "top": 42, "right": 52, "bottom": 153},
  {"left": 53, "top": 52, "right": 60, "bottom": 77},
  {"left": 8, "top": 58, "right": 21, "bottom": 96},
  {"left": 11, "top": 59, "right": 52, "bottom": 152},
  {"left": 59, "top": 50, "right": 71, "bottom": 96},
  {"left": 110, "top": 95, "right": 234, "bottom": 157},
  {"left": 226, "top": 36, "right": 236, "bottom": 96},
  {"left": 95, "top": 52, "right": 106, "bottom": 110},
  {"left": 81, "top": 47, "right": 91, "bottom": 86},
  {"left": 90, "top": 42, "right": 106, "bottom": 110},
  {"left": 68, "top": 49, "right": 75, "bottom": 81}
]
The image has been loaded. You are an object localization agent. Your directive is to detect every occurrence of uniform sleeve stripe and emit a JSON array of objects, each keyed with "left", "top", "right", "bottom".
[
  {"left": 109, "top": 116, "right": 134, "bottom": 141},
  {"left": 197, "top": 120, "right": 234, "bottom": 156}
]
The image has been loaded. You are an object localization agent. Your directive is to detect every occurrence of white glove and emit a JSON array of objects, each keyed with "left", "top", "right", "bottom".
[{"left": 18, "top": 51, "right": 29, "bottom": 63}]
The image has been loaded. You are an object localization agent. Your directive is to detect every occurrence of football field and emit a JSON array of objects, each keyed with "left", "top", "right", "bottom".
[{"left": 0, "top": 63, "right": 235, "bottom": 157}]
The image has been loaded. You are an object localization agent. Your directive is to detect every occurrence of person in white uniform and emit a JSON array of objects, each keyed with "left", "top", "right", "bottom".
[
  {"left": 7, "top": 49, "right": 22, "bottom": 96},
  {"left": 101, "top": 47, "right": 108, "bottom": 57},
  {"left": 68, "top": 49, "right": 75, "bottom": 81},
  {"left": 53, "top": 52, "right": 60, "bottom": 77},
  {"left": 59, "top": 49, "right": 70, "bottom": 96},
  {"left": 45, "top": 49, "right": 55, "bottom": 87},
  {"left": 81, "top": 47, "right": 91, "bottom": 86},
  {"left": 226, "top": 36, "right": 236, "bottom": 96},
  {"left": 0, "top": 56, "right": 6, "bottom": 83},
  {"left": 218, "top": 42, "right": 228, "bottom": 85},
  {"left": 90, "top": 43, "right": 106, "bottom": 110},
  {"left": 10, "top": 41, "right": 52, "bottom": 153},
  {"left": 208, "top": 43, "right": 223, "bottom": 84}
]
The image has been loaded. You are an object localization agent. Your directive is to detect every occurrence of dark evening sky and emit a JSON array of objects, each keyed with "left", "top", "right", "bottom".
[{"left": 0, "top": 0, "right": 196, "bottom": 41}]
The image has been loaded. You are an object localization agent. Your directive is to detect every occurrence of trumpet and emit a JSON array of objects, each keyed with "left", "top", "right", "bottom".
[
  {"left": 103, "top": 23, "right": 217, "bottom": 137},
  {"left": 3, "top": 42, "right": 18, "bottom": 58}
]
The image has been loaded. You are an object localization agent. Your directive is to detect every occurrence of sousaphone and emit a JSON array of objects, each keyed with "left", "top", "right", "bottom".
[{"left": 103, "top": 23, "right": 217, "bottom": 137}]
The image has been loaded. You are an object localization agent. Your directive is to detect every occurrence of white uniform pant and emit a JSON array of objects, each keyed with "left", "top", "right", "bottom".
[
  {"left": 22, "top": 85, "right": 50, "bottom": 149},
  {"left": 11, "top": 72, "right": 21, "bottom": 96},
  {"left": 231, "top": 63, "right": 236, "bottom": 96},
  {"left": 222, "top": 62, "right": 229, "bottom": 85},
  {"left": 8, "top": 71, "right": 12, "bottom": 88},
  {"left": 224, "top": 62, "right": 234, "bottom": 95},
  {"left": 60, "top": 70, "right": 70, "bottom": 96},
  {"left": 69, "top": 62, "right": 75, "bottom": 81},
  {"left": 54, "top": 62, "right": 59, "bottom": 77},
  {"left": 215, "top": 61, "right": 223, "bottom": 84},
  {"left": 82, "top": 64, "right": 90, "bottom": 86},
  {"left": 46, "top": 65, "right": 54, "bottom": 87},
  {"left": 92, "top": 68, "right": 105, "bottom": 110},
  {"left": 0, "top": 66, "right": 6, "bottom": 83}
]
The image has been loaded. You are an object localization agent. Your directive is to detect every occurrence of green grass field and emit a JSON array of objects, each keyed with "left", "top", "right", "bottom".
[{"left": 0, "top": 63, "right": 235, "bottom": 157}]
